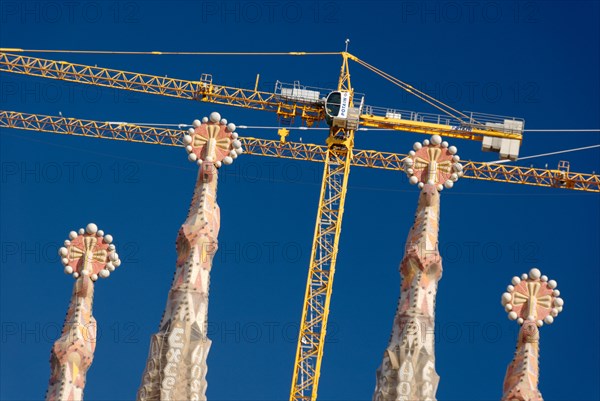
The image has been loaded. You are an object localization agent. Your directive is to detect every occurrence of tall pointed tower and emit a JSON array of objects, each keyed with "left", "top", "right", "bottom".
[
  {"left": 373, "top": 135, "right": 462, "bottom": 401},
  {"left": 137, "top": 112, "right": 243, "bottom": 401},
  {"left": 46, "top": 223, "right": 122, "bottom": 401},
  {"left": 501, "top": 268, "right": 564, "bottom": 401}
]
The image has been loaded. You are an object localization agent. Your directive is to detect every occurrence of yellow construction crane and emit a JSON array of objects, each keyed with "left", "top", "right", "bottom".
[{"left": 0, "top": 49, "right": 597, "bottom": 401}]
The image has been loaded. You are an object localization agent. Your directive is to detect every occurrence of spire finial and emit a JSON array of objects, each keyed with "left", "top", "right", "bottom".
[
  {"left": 501, "top": 267, "right": 563, "bottom": 327},
  {"left": 404, "top": 135, "right": 462, "bottom": 191},
  {"left": 184, "top": 112, "right": 243, "bottom": 170}
]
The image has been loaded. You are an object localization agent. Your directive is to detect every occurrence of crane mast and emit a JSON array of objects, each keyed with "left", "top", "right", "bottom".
[{"left": 290, "top": 52, "right": 354, "bottom": 400}]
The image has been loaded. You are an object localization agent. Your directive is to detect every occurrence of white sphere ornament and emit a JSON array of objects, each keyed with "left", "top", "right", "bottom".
[
  {"left": 444, "top": 180, "right": 454, "bottom": 189},
  {"left": 185, "top": 145, "right": 193, "bottom": 153},
  {"left": 501, "top": 292, "right": 512, "bottom": 304},
  {"left": 511, "top": 276, "right": 521, "bottom": 285},
  {"left": 418, "top": 182, "right": 424, "bottom": 189},
  {"left": 235, "top": 147, "right": 244, "bottom": 155},
  {"left": 184, "top": 135, "right": 193, "bottom": 145},
  {"left": 86, "top": 223, "right": 98, "bottom": 235},
  {"left": 61, "top": 258, "right": 69, "bottom": 266},
  {"left": 448, "top": 146, "right": 457, "bottom": 155},
  {"left": 413, "top": 142, "right": 422, "bottom": 151},
  {"left": 91, "top": 274, "right": 98, "bottom": 281},
  {"left": 536, "top": 320, "right": 544, "bottom": 327},
  {"left": 187, "top": 128, "right": 195, "bottom": 135},
  {"left": 521, "top": 273, "right": 528, "bottom": 280},
  {"left": 188, "top": 153, "right": 197, "bottom": 162},
  {"left": 517, "top": 318, "right": 524, "bottom": 325},
  {"left": 547, "top": 280, "right": 557, "bottom": 289},
  {"left": 192, "top": 119, "right": 202, "bottom": 127},
  {"left": 423, "top": 139, "right": 430, "bottom": 146},
  {"left": 441, "top": 141, "right": 449, "bottom": 148},
  {"left": 505, "top": 304, "right": 513, "bottom": 312},
  {"left": 528, "top": 268, "right": 541, "bottom": 279},
  {"left": 69, "top": 231, "right": 78, "bottom": 240},
  {"left": 554, "top": 298, "right": 564, "bottom": 307},
  {"left": 431, "top": 135, "right": 442, "bottom": 145},
  {"left": 541, "top": 275, "right": 548, "bottom": 282},
  {"left": 58, "top": 247, "right": 68, "bottom": 257},
  {"left": 508, "top": 311, "right": 517, "bottom": 320},
  {"left": 223, "top": 156, "right": 233, "bottom": 165},
  {"left": 64, "top": 266, "right": 73, "bottom": 274},
  {"left": 409, "top": 176, "right": 419, "bottom": 185},
  {"left": 209, "top": 112, "right": 221, "bottom": 123},
  {"left": 78, "top": 228, "right": 85, "bottom": 235},
  {"left": 220, "top": 118, "right": 227, "bottom": 125},
  {"left": 104, "top": 234, "right": 113, "bottom": 244},
  {"left": 227, "top": 123, "right": 236, "bottom": 132},
  {"left": 100, "top": 269, "right": 110, "bottom": 278},
  {"left": 544, "top": 315, "right": 554, "bottom": 324}
]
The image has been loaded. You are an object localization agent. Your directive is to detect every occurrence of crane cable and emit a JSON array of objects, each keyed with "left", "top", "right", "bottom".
[
  {"left": 351, "top": 56, "right": 478, "bottom": 124},
  {"left": 0, "top": 48, "right": 340, "bottom": 56}
]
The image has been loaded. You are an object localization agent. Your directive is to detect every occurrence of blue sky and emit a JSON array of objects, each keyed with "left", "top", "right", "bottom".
[{"left": 1, "top": 1, "right": 599, "bottom": 400}]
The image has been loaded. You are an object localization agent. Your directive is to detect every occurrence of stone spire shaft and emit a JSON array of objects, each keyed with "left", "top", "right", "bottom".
[
  {"left": 46, "top": 277, "right": 96, "bottom": 401},
  {"left": 502, "top": 321, "right": 543, "bottom": 401},
  {"left": 372, "top": 184, "right": 442, "bottom": 401},
  {"left": 137, "top": 167, "right": 218, "bottom": 401}
]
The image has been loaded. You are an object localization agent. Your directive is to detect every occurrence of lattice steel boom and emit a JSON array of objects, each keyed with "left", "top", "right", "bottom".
[
  {"left": 1, "top": 110, "right": 598, "bottom": 192},
  {"left": 0, "top": 51, "right": 523, "bottom": 143}
]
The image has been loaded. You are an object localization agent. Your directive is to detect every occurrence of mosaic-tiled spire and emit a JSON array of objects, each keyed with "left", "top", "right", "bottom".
[
  {"left": 137, "top": 112, "right": 243, "bottom": 401},
  {"left": 46, "top": 224, "right": 121, "bottom": 401},
  {"left": 501, "top": 268, "right": 564, "bottom": 401},
  {"left": 373, "top": 135, "right": 462, "bottom": 401}
]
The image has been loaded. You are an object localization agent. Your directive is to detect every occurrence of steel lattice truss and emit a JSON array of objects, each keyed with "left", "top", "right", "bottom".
[{"left": 1, "top": 110, "right": 597, "bottom": 192}]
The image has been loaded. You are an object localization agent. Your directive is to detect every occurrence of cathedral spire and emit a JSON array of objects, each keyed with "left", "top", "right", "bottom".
[{"left": 501, "top": 268, "right": 564, "bottom": 401}]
